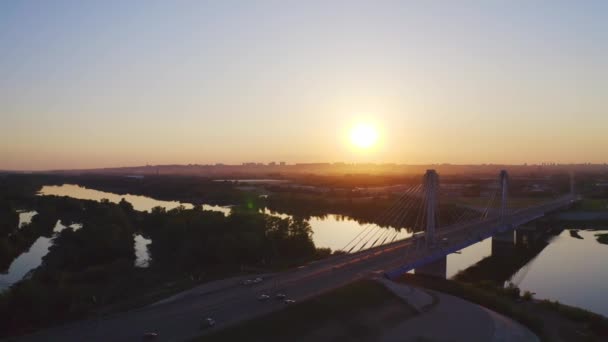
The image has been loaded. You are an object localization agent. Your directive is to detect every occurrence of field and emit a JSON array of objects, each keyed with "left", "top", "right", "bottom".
[
  {"left": 449, "top": 196, "right": 550, "bottom": 209},
  {"left": 575, "top": 199, "right": 608, "bottom": 211}
]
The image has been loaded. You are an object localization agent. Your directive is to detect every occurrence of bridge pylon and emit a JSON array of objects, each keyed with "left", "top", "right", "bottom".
[
  {"left": 499, "top": 170, "right": 509, "bottom": 222},
  {"left": 423, "top": 169, "right": 439, "bottom": 245},
  {"left": 570, "top": 171, "right": 575, "bottom": 195}
]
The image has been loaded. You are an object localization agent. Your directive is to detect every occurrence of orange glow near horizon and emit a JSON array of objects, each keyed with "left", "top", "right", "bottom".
[{"left": 1, "top": 2, "right": 607, "bottom": 170}]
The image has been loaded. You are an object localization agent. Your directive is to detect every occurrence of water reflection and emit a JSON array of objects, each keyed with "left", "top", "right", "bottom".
[
  {"left": 17, "top": 210, "right": 37, "bottom": 228},
  {"left": 450, "top": 227, "right": 608, "bottom": 317},
  {"left": 39, "top": 185, "right": 408, "bottom": 253},
  {"left": 38, "top": 184, "right": 231, "bottom": 214},
  {"left": 0, "top": 237, "right": 52, "bottom": 290},
  {"left": 262, "top": 209, "right": 412, "bottom": 251},
  {"left": 213, "top": 179, "right": 288, "bottom": 184},
  {"left": 0, "top": 220, "right": 81, "bottom": 291},
  {"left": 29, "top": 184, "right": 608, "bottom": 316},
  {"left": 510, "top": 229, "right": 608, "bottom": 317},
  {"left": 54, "top": 220, "right": 82, "bottom": 232},
  {"left": 446, "top": 237, "right": 492, "bottom": 278}
]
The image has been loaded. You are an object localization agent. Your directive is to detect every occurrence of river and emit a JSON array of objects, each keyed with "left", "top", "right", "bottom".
[
  {"left": 6, "top": 184, "right": 608, "bottom": 317},
  {"left": 448, "top": 226, "right": 608, "bottom": 316},
  {"left": 0, "top": 220, "right": 81, "bottom": 290},
  {"left": 38, "top": 184, "right": 231, "bottom": 214}
]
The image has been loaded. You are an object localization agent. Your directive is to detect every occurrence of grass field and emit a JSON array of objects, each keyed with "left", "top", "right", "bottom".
[
  {"left": 449, "top": 196, "right": 550, "bottom": 209},
  {"left": 575, "top": 199, "right": 608, "bottom": 211},
  {"left": 196, "top": 280, "right": 416, "bottom": 342}
]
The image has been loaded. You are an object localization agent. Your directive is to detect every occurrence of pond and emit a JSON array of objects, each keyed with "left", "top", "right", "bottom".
[{"left": 17, "top": 210, "right": 37, "bottom": 228}]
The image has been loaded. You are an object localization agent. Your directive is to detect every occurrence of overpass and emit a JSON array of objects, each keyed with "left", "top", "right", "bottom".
[{"left": 16, "top": 170, "right": 579, "bottom": 342}]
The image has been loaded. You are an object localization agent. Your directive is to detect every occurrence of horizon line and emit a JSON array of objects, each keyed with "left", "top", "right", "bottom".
[{"left": 3, "top": 161, "right": 607, "bottom": 173}]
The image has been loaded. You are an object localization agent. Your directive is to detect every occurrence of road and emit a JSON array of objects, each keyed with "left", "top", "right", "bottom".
[{"left": 11, "top": 195, "right": 575, "bottom": 342}]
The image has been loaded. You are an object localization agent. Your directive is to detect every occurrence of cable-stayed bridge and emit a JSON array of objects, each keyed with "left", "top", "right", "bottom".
[
  {"left": 276, "top": 169, "right": 577, "bottom": 282},
  {"left": 17, "top": 169, "right": 579, "bottom": 342}
]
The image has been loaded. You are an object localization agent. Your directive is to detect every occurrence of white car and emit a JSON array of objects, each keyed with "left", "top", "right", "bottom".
[
  {"left": 253, "top": 277, "right": 263, "bottom": 284},
  {"left": 201, "top": 317, "right": 216, "bottom": 329},
  {"left": 257, "top": 294, "right": 270, "bottom": 301},
  {"left": 284, "top": 299, "right": 296, "bottom": 304},
  {"left": 275, "top": 293, "right": 286, "bottom": 300},
  {"left": 242, "top": 279, "right": 253, "bottom": 286}
]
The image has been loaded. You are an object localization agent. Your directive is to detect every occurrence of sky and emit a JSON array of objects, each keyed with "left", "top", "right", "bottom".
[{"left": 1, "top": 1, "right": 607, "bottom": 170}]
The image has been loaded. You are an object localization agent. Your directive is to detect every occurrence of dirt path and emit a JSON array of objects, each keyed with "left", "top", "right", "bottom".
[{"left": 378, "top": 279, "right": 538, "bottom": 342}]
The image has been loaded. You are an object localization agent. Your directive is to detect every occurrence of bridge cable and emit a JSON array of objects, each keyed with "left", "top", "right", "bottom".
[
  {"left": 342, "top": 184, "right": 420, "bottom": 253},
  {"left": 350, "top": 186, "right": 421, "bottom": 251},
  {"left": 360, "top": 184, "right": 424, "bottom": 250},
  {"left": 374, "top": 185, "right": 426, "bottom": 247}
]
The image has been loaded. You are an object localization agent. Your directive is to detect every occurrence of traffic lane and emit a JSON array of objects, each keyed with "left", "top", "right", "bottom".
[{"left": 15, "top": 279, "right": 273, "bottom": 342}]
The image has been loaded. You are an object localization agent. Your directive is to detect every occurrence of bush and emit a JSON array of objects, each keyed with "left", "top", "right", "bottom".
[
  {"left": 522, "top": 291, "right": 534, "bottom": 301},
  {"left": 502, "top": 282, "right": 521, "bottom": 299},
  {"left": 478, "top": 280, "right": 495, "bottom": 290},
  {"left": 314, "top": 247, "right": 332, "bottom": 260}
]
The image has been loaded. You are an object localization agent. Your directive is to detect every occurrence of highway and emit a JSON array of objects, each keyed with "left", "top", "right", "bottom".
[{"left": 12, "top": 195, "right": 576, "bottom": 342}]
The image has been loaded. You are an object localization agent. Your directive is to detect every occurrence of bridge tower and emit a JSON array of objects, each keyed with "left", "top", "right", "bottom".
[
  {"left": 570, "top": 171, "right": 575, "bottom": 195},
  {"left": 423, "top": 169, "right": 439, "bottom": 245},
  {"left": 499, "top": 170, "right": 509, "bottom": 222}
]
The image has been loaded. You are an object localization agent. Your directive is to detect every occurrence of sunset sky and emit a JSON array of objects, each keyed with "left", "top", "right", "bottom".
[{"left": 1, "top": 1, "right": 607, "bottom": 170}]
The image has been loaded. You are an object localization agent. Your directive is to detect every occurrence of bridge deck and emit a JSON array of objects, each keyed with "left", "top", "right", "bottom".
[{"left": 382, "top": 194, "right": 577, "bottom": 279}]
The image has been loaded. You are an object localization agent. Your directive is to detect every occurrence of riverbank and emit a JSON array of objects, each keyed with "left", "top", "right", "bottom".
[
  {"left": 553, "top": 211, "right": 608, "bottom": 222},
  {"left": 380, "top": 277, "right": 538, "bottom": 341},
  {"left": 398, "top": 274, "right": 608, "bottom": 341},
  {"left": 552, "top": 198, "right": 608, "bottom": 222}
]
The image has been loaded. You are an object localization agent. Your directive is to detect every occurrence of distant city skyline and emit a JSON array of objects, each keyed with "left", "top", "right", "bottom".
[
  {"left": 7, "top": 160, "right": 605, "bottom": 174},
  {"left": 1, "top": 1, "right": 607, "bottom": 170}
]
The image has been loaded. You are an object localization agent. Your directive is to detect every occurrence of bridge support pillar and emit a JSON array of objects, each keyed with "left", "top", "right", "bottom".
[
  {"left": 492, "top": 230, "right": 515, "bottom": 257},
  {"left": 415, "top": 256, "right": 446, "bottom": 279},
  {"left": 494, "top": 229, "right": 514, "bottom": 243},
  {"left": 515, "top": 224, "right": 544, "bottom": 246},
  {"left": 499, "top": 170, "right": 509, "bottom": 223},
  {"left": 423, "top": 170, "right": 439, "bottom": 245},
  {"left": 570, "top": 171, "right": 575, "bottom": 195}
]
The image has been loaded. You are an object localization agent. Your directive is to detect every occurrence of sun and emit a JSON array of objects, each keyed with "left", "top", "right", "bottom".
[{"left": 350, "top": 123, "right": 378, "bottom": 149}]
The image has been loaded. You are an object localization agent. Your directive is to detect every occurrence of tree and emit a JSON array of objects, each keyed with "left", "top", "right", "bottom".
[{"left": 0, "top": 200, "right": 18, "bottom": 237}]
